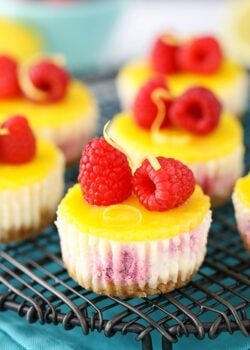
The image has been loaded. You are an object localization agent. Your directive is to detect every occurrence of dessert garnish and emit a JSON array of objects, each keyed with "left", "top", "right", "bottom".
[
  {"left": 19, "top": 55, "right": 69, "bottom": 103},
  {"left": 132, "top": 157, "right": 195, "bottom": 211},
  {"left": 133, "top": 76, "right": 172, "bottom": 130},
  {"left": 0, "top": 54, "right": 69, "bottom": 103},
  {"left": 78, "top": 125, "right": 196, "bottom": 212},
  {"left": 151, "top": 33, "right": 180, "bottom": 74},
  {"left": 133, "top": 78, "right": 222, "bottom": 136},
  {"left": 0, "top": 115, "right": 36, "bottom": 164},
  {"left": 150, "top": 34, "right": 223, "bottom": 75},
  {"left": 78, "top": 137, "right": 132, "bottom": 206},
  {"left": 177, "top": 36, "right": 223, "bottom": 74},
  {"left": 103, "top": 204, "right": 143, "bottom": 226},
  {"left": 0, "top": 55, "right": 22, "bottom": 99},
  {"left": 169, "top": 86, "right": 222, "bottom": 134}
]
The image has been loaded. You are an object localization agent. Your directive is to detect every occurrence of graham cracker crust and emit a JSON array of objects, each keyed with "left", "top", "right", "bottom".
[
  {"left": 242, "top": 237, "right": 250, "bottom": 253},
  {"left": 66, "top": 268, "right": 199, "bottom": 297},
  {"left": 0, "top": 208, "right": 55, "bottom": 244},
  {"left": 211, "top": 195, "right": 230, "bottom": 207}
]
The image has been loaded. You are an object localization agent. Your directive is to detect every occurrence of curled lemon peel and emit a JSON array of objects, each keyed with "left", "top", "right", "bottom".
[
  {"left": 103, "top": 120, "right": 135, "bottom": 169},
  {"left": 150, "top": 88, "right": 191, "bottom": 145},
  {"left": 151, "top": 88, "right": 171, "bottom": 133},
  {"left": 0, "top": 128, "right": 9, "bottom": 136},
  {"left": 103, "top": 204, "right": 143, "bottom": 226},
  {"left": 18, "top": 53, "right": 67, "bottom": 102},
  {"left": 104, "top": 120, "right": 162, "bottom": 172},
  {"left": 146, "top": 155, "right": 161, "bottom": 171},
  {"left": 161, "top": 33, "right": 179, "bottom": 46}
]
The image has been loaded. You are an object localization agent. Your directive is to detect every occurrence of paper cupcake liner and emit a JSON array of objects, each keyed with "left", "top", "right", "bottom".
[
  {"left": 0, "top": 153, "right": 65, "bottom": 243},
  {"left": 232, "top": 192, "right": 250, "bottom": 252},
  {"left": 57, "top": 210, "right": 211, "bottom": 297}
]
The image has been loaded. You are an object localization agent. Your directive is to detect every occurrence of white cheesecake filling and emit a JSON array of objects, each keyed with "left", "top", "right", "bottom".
[{"left": 0, "top": 153, "right": 65, "bottom": 242}]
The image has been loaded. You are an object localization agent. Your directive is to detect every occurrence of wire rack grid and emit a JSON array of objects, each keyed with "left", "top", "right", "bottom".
[{"left": 0, "top": 74, "right": 249, "bottom": 350}]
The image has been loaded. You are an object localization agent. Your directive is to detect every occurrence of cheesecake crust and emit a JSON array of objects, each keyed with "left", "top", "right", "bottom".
[
  {"left": 242, "top": 236, "right": 250, "bottom": 253},
  {"left": 0, "top": 208, "right": 55, "bottom": 244},
  {"left": 66, "top": 266, "right": 199, "bottom": 297}
]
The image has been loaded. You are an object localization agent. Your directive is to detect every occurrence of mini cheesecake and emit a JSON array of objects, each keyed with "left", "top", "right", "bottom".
[
  {"left": 0, "top": 81, "right": 98, "bottom": 164},
  {"left": 57, "top": 184, "right": 211, "bottom": 297},
  {"left": 56, "top": 135, "right": 211, "bottom": 297},
  {"left": 110, "top": 113, "right": 244, "bottom": 206},
  {"left": 0, "top": 56, "right": 98, "bottom": 164},
  {"left": 0, "top": 18, "right": 42, "bottom": 61},
  {"left": 0, "top": 139, "right": 64, "bottom": 243},
  {"left": 233, "top": 174, "right": 250, "bottom": 252},
  {"left": 117, "top": 60, "right": 248, "bottom": 117}
]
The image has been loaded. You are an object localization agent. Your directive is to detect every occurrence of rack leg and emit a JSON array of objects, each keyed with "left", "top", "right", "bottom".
[
  {"left": 162, "top": 337, "right": 173, "bottom": 350},
  {"left": 141, "top": 334, "right": 153, "bottom": 350}
]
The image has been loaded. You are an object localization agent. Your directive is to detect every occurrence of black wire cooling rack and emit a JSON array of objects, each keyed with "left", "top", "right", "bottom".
[{"left": 0, "top": 74, "right": 249, "bottom": 350}]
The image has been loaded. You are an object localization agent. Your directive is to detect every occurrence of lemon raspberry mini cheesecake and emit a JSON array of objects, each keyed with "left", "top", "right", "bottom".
[
  {"left": 0, "top": 55, "right": 98, "bottom": 164},
  {"left": 56, "top": 136, "right": 211, "bottom": 297},
  {"left": 111, "top": 79, "right": 244, "bottom": 205},
  {"left": 0, "top": 116, "right": 65, "bottom": 243},
  {"left": 233, "top": 174, "right": 250, "bottom": 252},
  {"left": 117, "top": 34, "right": 248, "bottom": 116},
  {"left": 0, "top": 18, "right": 42, "bottom": 62}
]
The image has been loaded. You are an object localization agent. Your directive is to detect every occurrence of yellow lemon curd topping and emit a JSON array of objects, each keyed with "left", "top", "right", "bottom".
[
  {"left": 119, "top": 59, "right": 245, "bottom": 96},
  {"left": 0, "top": 19, "right": 42, "bottom": 62},
  {"left": 0, "top": 139, "right": 60, "bottom": 190},
  {"left": 110, "top": 113, "right": 243, "bottom": 163},
  {"left": 58, "top": 184, "right": 210, "bottom": 242},
  {"left": 0, "top": 80, "right": 95, "bottom": 130},
  {"left": 234, "top": 174, "right": 250, "bottom": 208}
]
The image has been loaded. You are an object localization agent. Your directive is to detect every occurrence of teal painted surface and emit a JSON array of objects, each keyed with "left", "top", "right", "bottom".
[{"left": 0, "top": 311, "right": 249, "bottom": 350}]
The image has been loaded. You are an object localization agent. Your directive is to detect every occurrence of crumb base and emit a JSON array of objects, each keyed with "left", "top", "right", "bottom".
[
  {"left": 66, "top": 267, "right": 199, "bottom": 297},
  {"left": 0, "top": 208, "right": 54, "bottom": 244}
]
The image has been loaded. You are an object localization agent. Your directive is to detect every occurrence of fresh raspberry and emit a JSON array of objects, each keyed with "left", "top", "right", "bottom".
[
  {"left": 169, "top": 86, "right": 221, "bottom": 135},
  {"left": 0, "top": 55, "right": 22, "bottom": 99},
  {"left": 133, "top": 157, "right": 195, "bottom": 211},
  {"left": 27, "top": 59, "right": 70, "bottom": 103},
  {"left": 0, "top": 116, "right": 36, "bottom": 164},
  {"left": 78, "top": 137, "right": 132, "bottom": 206},
  {"left": 177, "top": 36, "right": 223, "bottom": 74},
  {"left": 133, "top": 76, "right": 172, "bottom": 130},
  {"left": 150, "top": 34, "right": 180, "bottom": 74}
]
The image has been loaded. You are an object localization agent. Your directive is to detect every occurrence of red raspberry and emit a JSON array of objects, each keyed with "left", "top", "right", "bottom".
[
  {"left": 177, "top": 36, "right": 223, "bottom": 74},
  {"left": 78, "top": 137, "right": 132, "bottom": 206},
  {"left": 0, "top": 116, "right": 36, "bottom": 164},
  {"left": 0, "top": 55, "right": 22, "bottom": 99},
  {"left": 150, "top": 34, "right": 180, "bottom": 74},
  {"left": 169, "top": 86, "right": 221, "bottom": 135},
  {"left": 133, "top": 76, "right": 172, "bottom": 130},
  {"left": 27, "top": 59, "right": 70, "bottom": 103},
  {"left": 133, "top": 157, "right": 195, "bottom": 211}
]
